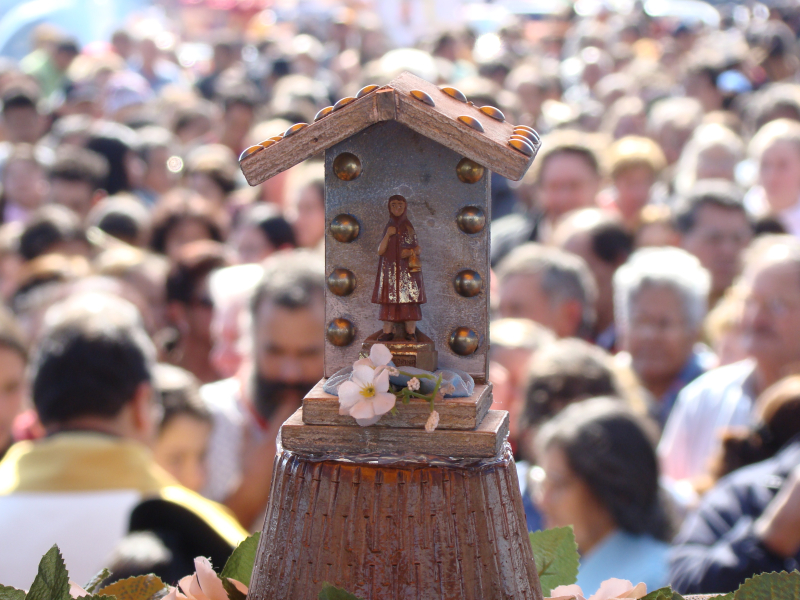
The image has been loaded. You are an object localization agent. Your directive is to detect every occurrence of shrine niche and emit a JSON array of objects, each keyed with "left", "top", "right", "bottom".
[{"left": 239, "top": 71, "right": 542, "bottom": 600}]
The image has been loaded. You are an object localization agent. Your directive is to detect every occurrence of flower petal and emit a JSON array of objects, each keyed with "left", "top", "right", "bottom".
[
  {"left": 194, "top": 557, "right": 229, "bottom": 600},
  {"left": 70, "top": 582, "right": 88, "bottom": 598},
  {"left": 355, "top": 415, "right": 382, "bottom": 426},
  {"left": 162, "top": 589, "right": 179, "bottom": 600},
  {"left": 228, "top": 579, "right": 249, "bottom": 595},
  {"left": 178, "top": 576, "right": 195, "bottom": 598},
  {"left": 188, "top": 573, "right": 213, "bottom": 600},
  {"left": 370, "top": 343, "right": 393, "bottom": 366},
  {"left": 373, "top": 367, "right": 390, "bottom": 393},
  {"left": 353, "top": 357, "right": 373, "bottom": 368},
  {"left": 588, "top": 579, "right": 634, "bottom": 600},
  {"left": 618, "top": 583, "right": 647, "bottom": 599},
  {"left": 551, "top": 584, "right": 585, "bottom": 600},
  {"left": 349, "top": 399, "right": 375, "bottom": 420},
  {"left": 338, "top": 381, "right": 362, "bottom": 412},
  {"left": 352, "top": 364, "right": 376, "bottom": 386},
  {"left": 371, "top": 392, "right": 396, "bottom": 416}
]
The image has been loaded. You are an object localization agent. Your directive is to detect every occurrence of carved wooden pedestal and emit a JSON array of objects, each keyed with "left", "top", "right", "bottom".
[{"left": 249, "top": 446, "right": 543, "bottom": 600}]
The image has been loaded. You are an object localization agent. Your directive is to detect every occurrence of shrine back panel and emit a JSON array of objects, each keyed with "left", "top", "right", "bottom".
[{"left": 324, "top": 119, "right": 490, "bottom": 381}]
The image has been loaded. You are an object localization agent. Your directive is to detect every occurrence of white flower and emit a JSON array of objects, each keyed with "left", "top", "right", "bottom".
[
  {"left": 388, "top": 366, "right": 399, "bottom": 376},
  {"left": 425, "top": 410, "right": 440, "bottom": 433},
  {"left": 354, "top": 343, "right": 393, "bottom": 370},
  {"left": 407, "top": 377, "right": 420, "bottom": 391},
  {"left": 338, "top": 364, "right": 396, "bottom": 426}
]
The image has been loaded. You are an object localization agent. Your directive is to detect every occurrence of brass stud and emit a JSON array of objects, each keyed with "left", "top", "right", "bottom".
[
  {"left": 479, "top": 105, "right": 505, "bottom": 122},
  {"left": 457, "top": 115, "right": 484, "bottom": 132},
  {"left": 239, "top": 145, "right": 263, "bottom": 161},
  {"left": 356, "top": 84, "right": 379, "bottom": 98},
  {"left": 327, "top": 268, "right": 356, "bottom": 296},
  {"left": 454, "top": 270, "right": 483, "bottom": 297},
  {"left": 333, "top": 97, "right": 357, "bottom": 111},
  {"left": 284, "top": 123, "right": 308, "bottom": 138},
  {"left": 333, "top": 152, "right": 362, "bottom": 181},
  {"left": 327, "top": 318, "right": 355, "bottom": 347},
  {"left": 409, "top": 89, "right": 435, "bottom": 107},
  {"left": 259, "top": 139, "right": 276, "bottom": 149},
  {"left": 449, "top": 327, "right": 479, "bottom": 356},
  {"left": 330, "top": 214, "right": 360, "bottom": 243},
  {"left": 509, "top": 136, "right": 534, "bottom": 156},
  {"left": 269, "top": 135, "right": 283, "bottom": 142},
  {"left": 514, "top": 124, "right": 538, "bottom": 135},
  {"left": 456, "top": 206, "right": 486, "bottom": 234},
  {"left": 441, "top": 86, "right": 468, "bottom": 103},
  {"left": 314, "top": 106, "right": 334, "bottom": 122},
  {"left": 456, "top": 158, "right": 485, "bottom": 184},
  {"left": 513, "top": 129, "right": 539, "bottom": 146}
]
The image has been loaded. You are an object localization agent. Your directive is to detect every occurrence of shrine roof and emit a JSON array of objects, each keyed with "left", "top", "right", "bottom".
[{"left": 238, "top": 71, "right": 541, "bottom": 185}]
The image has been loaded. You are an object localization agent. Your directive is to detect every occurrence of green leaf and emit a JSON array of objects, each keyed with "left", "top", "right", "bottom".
[
  {"left": 98, "top": 575, "right": 166, "bottom": 600},
  {"left": 735, "top": 571, "right": 800, "bottom": 600},
  {"left": 318, "top": 583, "right": 364, "bottom": 600},
  {"left": 0, "top": 585, "right": 25, "bottom": 600},
  {"left": 221, "top": 578, "right": 247, "bottom": 600},
  {"left": 220, "top": 532, "right": 260, "bottom": 586},
  {"left": 642, "top": 587, "right": 674, "bottom": 600},
  {"left": 672, "top": 592, "right": 687, "bottom": 600},
  {"left": 83, "top": 569, "right": 112, "bottom": 594},
  {"left": 708, "top": 594, "right": 733, "bottom": 600},
  {"left": 26, "top": 545, "right": 70, "bottom": 600},
  {"left": 528, "top": 526, "right": 579, "bottom": 596},
  {"left": 74, "top": 596, "right": 116, "bottom": 600}
]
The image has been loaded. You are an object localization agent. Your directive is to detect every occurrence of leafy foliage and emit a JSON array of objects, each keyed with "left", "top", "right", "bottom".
[
  {"left": 0, "top": 585, "right": 25, "bottom": 600},
  {"left": 220, "top": 532, "right": 260, "bottom": 587},
  {"left": 83, "top": 569, "right": 112, "bottom": 595},
  {"left": 98, "top": 575, "right": 166, "bottom": 600},
  {"left": 529, "top": 526, "right": 580, "bottom": 596},
  {"left": 26, "top": 545, "right": 70, "bottom": 600},
  {"left": 734, "top": 571, "right": 800, "bottom": 600},
  {"left": 317, "top": 583, "right": 364, "bottom": 600}
]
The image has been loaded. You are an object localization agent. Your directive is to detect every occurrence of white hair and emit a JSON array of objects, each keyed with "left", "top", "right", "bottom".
[
  {"left": 614, "top": 247, "right": 711, "bottom": 333},
  {"left": 209, "top": 264, "right": 264, "bottom": 356}
]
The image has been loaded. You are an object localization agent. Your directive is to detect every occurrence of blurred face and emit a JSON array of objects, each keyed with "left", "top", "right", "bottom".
[
  {"left": 613, "top": 166, "right": 654, "bottom": 222},
  {"left": 389, "top": 199, "right": 405, "bottom": 217},
  {"left": 210, "top": 300, "right": 244, "bottom": 380},
  {"left": 760, "top": 140, "right": 800, "bottom": 212},
  {"left": 233, "top": 225, "right": 274, "bottom": 264},
  {"left": 144, "top": 146, "right": 177, "bottom": 195},
  {"left": 624, "top": 285, "right": 697, "bottom": 390},
  {"left": 537, "top": 445, "right": 613, "bottom": 554},
  {"left": 185, "top": 276, "right": 214, "bottom": 345},
  {"left": 2, "top": 159, "right": 47, "bottom": 210},
  {"left": 499, "top": 274, "right": 562, "bottom": 335},
  {"left": 254, "top": 296, "right": 325, "bottom": 404},
  {"left": 741, "top": 260, "right": 800, "bottom": 370},
  {"left": 681, "top": 205, "right": 752, "bottom": 297},
  {"left": 0, "top": 347, "right": 25, "bottom": 449},
  {"left": 153, "top": 415, "right": 211, "bottom": 493},
  {"left": 165, "top": 218, "right": 213, "bottom": 261},
  {"left": 289, "top": 185, "right": 326, "bottom": 249},
  {"left": 2, "top": 107, "right": 43, "bottom": 144},
  {"left": 538, "top": 153, "right": 599, "bottom": 220},
  {"left": 49, "top": 179, "right": 95, "bottom": 219}
]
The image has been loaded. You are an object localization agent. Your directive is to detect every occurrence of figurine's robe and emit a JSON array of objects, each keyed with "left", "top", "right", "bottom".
[{"left": 372, "top": 218, "right": 426, "bottom": 322}]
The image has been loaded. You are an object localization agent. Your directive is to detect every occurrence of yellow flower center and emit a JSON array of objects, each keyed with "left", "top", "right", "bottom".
[{"left": 360, "top": 384, "right": 376, "bottom": 398}]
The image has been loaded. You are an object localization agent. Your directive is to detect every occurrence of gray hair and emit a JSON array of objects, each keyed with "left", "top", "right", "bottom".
[
  {"left": 497, "top": 243, "right": 598, "bottom": 337},
  {"left": 614, "top": 247, "right": 711, "bottom": 333}
]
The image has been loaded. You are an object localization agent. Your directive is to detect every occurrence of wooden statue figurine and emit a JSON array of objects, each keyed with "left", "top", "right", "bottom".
[{"left": 373, "top": 195, "right": 426, "bottom": 341}]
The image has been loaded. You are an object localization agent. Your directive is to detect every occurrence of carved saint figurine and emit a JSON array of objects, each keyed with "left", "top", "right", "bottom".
[{"left": 372, "top": 195, "right": 426, "bottom": 341}]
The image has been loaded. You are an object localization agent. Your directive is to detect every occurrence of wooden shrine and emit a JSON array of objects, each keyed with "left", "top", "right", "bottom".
[{"left": 239, "top": 72, "right": 543, "bottom": 600}]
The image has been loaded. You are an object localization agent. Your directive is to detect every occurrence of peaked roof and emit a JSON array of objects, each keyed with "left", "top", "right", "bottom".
[{"left": 239, "top": 71, "right": 541, "bottom": 185}]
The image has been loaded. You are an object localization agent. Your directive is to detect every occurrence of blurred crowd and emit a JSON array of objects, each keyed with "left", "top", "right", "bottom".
[{"left": 1, "top": 0, "right": 800, "bottom": 594}]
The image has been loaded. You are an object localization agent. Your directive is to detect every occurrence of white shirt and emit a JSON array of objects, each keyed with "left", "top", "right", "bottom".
[{"left": 658, "top": 360, "right": 757, "bottom": 483}]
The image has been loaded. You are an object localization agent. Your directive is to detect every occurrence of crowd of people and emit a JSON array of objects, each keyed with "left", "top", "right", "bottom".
[{"left": 0, "top": 0, "right": 800, "bottom": 594}]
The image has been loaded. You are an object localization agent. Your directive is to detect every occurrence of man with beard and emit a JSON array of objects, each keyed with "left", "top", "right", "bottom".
[
  {"left": 201, "top": 250, "right": 324, "bottom": 529},
  {"left": 659, "top": 235, "right": 800, "bottom": 488}
]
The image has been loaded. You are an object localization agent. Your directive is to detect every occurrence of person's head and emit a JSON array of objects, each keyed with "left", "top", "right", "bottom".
[
  {"left": 136, "top": 126, "right": 180, "bottom": 196},
  {"left": 1, "top": 85, "right": 45, "bottom": 144},
  {"left": 0, "top": 308, "right": 27, "bottom": 450},
  {"left": 87, "top": 194, "right": 152, "bottom": 247},
  {"left": 647, "top": 97, "right": 704, "bottom": 166},
  {"left": 166, "top": 241, "right": 230, "bottom": 352},
  {"left": 552, "top": 209, "right": 633, "bottom": 333},
  {"left": 85, "top": 122, "right": 143, "bottom": 196},
  {"left": 705, "top": 288, "right": 748, "bottom": 367},
  {"left": 150, "top": 190, "right": 225, "bottom": 261},
  {"left": 635, "top": 205, "right": 681, "bottom": 248},
  {"left": 19, "top": 205, "right": 88, "bottom": 262},
  {"left": 47, "top": 146, "right": 109, "bottom": 219},
  {"left": 151, "top": 363, "right": 212, "bottom": 493},
  {"left": 749, "top": 118, "right": 800, "bottom": 213},
  {"left": 534, "top": 131, "right": 602, "bottom": 220},
  {"left": 614, "top": 247, "right": 710, "bottom": 393},
  {"left": 674, "top": 124, "right": 745, "bottom": 197},
  {"left": 684, "top": 54, "right": 725, "bottom": 113},
  {"left": 739, "top": 235, "right": 800, "bottom": 375},
  {"left": 536, "top": 398, "right": 670, "bottom": 553},
  {"left": 2, "top": 144, "right": 48, "bottom": 211},
  {"left": 250, "top": 250, "right": 325, "bottom": 418},
  {"left": 32, "top": 293, "right": 156, "bottom": 444},
  {"left": 185, "top": 144, "right": 238, "bottom": 207},
  {"left": 287, "top": 176, "right": 325, "bottom": 249},
  {"left": 208, "top": 263, "right": 264, "bottom": 380},
  {"left": 232, "top": 203, "right": 295, "bottom": 264},
  {"left": 497, "top": 243, "right": 597, "bottom": 338},
  {"left": 675, "top": 179, "right": 752, "bottom": 300},
  {"left": 607, "top": 136, "right": 666, "bottom": 224}
]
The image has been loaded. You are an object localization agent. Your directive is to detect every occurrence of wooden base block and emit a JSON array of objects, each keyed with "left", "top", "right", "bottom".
[
  {"left": 250, "top": 447, "right": 543, "bottom": 600},
  {"left": 302, "top": 379, "right": 492, "bottom": 430},
  {"left": 361, "top": 329, "right": 438, "bottom": 372},
  {"left": 282, "top": 408, "right": 508, "bottom": 458}
]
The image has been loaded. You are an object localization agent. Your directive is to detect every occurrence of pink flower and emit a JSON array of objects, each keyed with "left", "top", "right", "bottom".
[
  {"left": 164, "top": 557, "right": 248, "bottom": 600},
  {"left": 549, "top": 579, "right": 647, "bottom": 600}
]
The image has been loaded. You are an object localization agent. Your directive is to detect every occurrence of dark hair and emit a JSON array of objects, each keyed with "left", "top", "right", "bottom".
[
  {"left": 251, "top": 249, "right": 325, "bottom": 317},
  {"left": 19, "top": 205, "right": 85, "bottom": 261},
  {"left": 237, "top": 203, "right": 296, "bottom": 249},
  {"left": 674, "top": 179, "right": 750, "bottom": 235},
  {"left": 521, "top": 338, "right": 621, "bottom": 430},
  {"left": 166, "top": 242, "right": 229, "bottom": 306},
  {"left": 87, "top": 196, "right": 152, "bottom": 246},
  {"left": 32, "top": 295, "right": 153, "bottom": 425},
  {"left": 587, "top": 216, "right": 634, "bottom": 264},
  {"left": 49, "top": 146, "right": 109, "bottom": 189},
  {"left": 0, "top": 307, "right": 27, "bottom": 361},
  {"left": 85, "top": 123, "right": 139, "bottom": 195},
  {"left": 135, "top": 126, "right": 175, "bottom": 165},
  {"left": 1, "top": 86, "right": 39, "bottom": 113},
  {"left": 538, "top": 397, "right": 672, "bottom": 541},
  {"left": 150, "top": 190, "right": 225, "bottom": 255},
  {"left": 152, "top": 363, "right": 211, "bottom": 432},
  {"left": 534, "top": 131, "right": 602, "bottom": 185}
]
